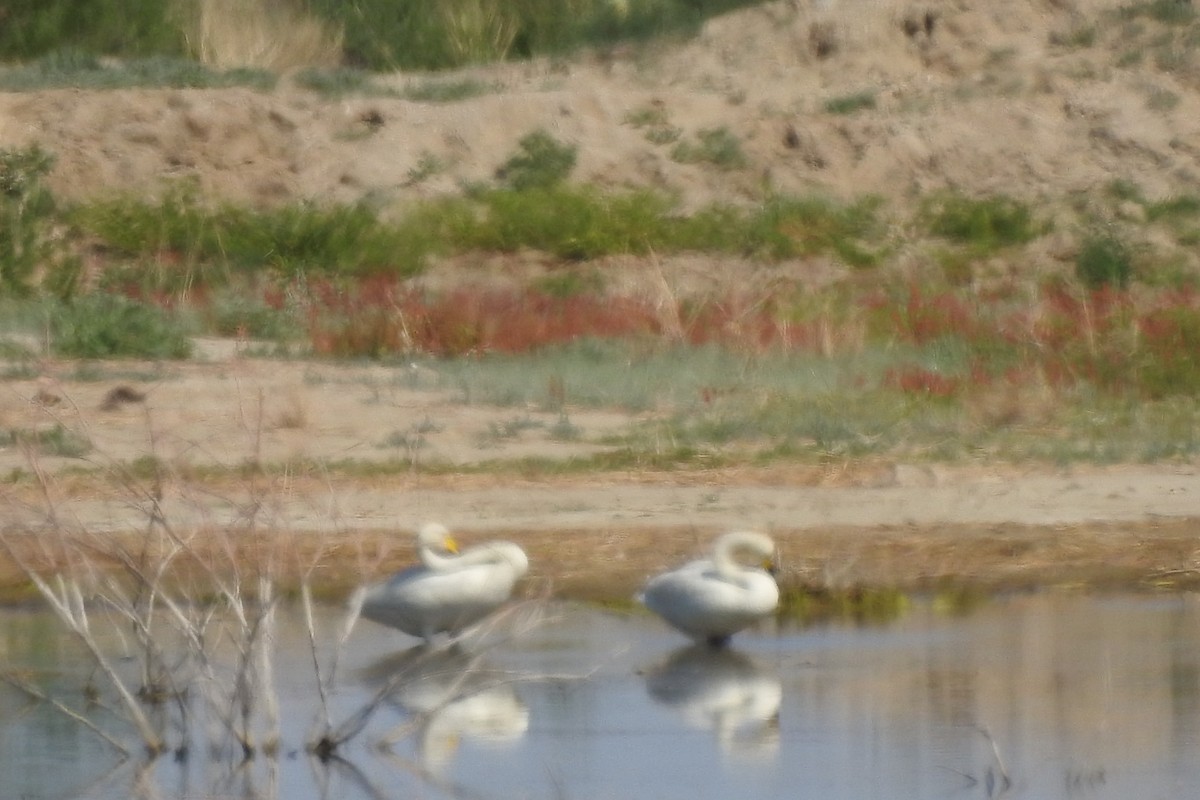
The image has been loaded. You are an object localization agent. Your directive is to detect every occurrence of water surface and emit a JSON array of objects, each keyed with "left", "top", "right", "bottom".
[{"left": 3, "top": 592, "right": 1199, "bottom": 799}]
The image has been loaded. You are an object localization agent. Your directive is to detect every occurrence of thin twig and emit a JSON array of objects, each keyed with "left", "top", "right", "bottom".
[{"left": 1, "top": 672, "right": 132, "bottom": 757}]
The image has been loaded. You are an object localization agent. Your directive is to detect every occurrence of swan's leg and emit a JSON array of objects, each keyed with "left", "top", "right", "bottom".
[{"left": 706, "top": 633, "right": 731, "bottom": 649}]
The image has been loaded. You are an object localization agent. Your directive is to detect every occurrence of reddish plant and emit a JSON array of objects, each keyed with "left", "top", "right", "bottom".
[
  {"left": 872, "top": 284, "right": 981, "bottom": 345},
  {"left": 884, "top": 366, "right": 962, "bottom": 398}
]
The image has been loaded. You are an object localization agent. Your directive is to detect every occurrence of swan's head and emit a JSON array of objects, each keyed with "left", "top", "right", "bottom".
[{"left": 417, "top": 522, "right": 459, "bottom": 555}]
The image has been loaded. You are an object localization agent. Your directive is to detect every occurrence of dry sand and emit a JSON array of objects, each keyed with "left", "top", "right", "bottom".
[{"left": 1, "top": 0, "right": 1200, "bottom": 593}]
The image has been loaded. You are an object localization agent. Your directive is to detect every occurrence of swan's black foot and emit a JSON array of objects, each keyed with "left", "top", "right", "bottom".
[{"left": 706, "top": 634, "right": 731, "bottom": 649}]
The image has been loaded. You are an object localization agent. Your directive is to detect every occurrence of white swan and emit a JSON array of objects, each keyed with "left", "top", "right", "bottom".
[
  {"left": 361, "top": 522, "right": 529, "bottom": 641},
  {"left": 638, "top": 531, "right": 779, "bottom": 647}
]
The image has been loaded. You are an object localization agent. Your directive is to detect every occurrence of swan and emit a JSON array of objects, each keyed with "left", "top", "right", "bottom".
[
  {"left": 361, "top": 522, "right": 529, "bottom": 642},
  {"left": 638, "top": 531, "right": 779, "bottom": 647}
]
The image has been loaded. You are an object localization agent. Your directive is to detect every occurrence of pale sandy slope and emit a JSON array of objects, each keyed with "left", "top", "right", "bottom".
[{"left": 0, "top": 0, "right": 1195, "bottom": 216}]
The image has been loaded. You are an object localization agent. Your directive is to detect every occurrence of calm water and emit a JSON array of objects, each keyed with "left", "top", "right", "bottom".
[{"left": 3, "top": 593, "right": 1200, "bottom": 800}]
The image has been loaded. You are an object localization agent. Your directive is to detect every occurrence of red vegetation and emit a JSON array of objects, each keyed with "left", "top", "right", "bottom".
[
  {"left": 174, "top": 273, "right": 1200, "bottom": 399},
  {"left": 884, "top": 367, "right": 962, "bottom": 398}
]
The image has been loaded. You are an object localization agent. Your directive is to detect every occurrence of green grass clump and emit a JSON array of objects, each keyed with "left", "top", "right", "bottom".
[
  {"left": 72, "top": 192, "right": 431, "bottom": 285},
  {"left": 0, "top": 52, "right": 276, "bottom": 91},
  {"left": 0, "top": 425, "right": 92, "bottom": 458},
  {"left": 1118, "top": 0, "right": 1197, "bottom": 25},
  {"left": 412, "top": 186, "right": 883, "bottom": 265},
  {"left": 923, "top": 192, "right": 1042, "bottom": 252},
  {"left": 0, "top": 144, "right": 75, "bottom": 297},
  {"left": 823, "top": 90, "right": 877, "bottom": 115},
  {"left": 1146, "top": 194, "right": 1200, "bottom": 221},
  {"left": 744, "top": 195, "right": 883, "bottom": 265},
  {"left": 1050, "top": 24, "right": 1098, "bottom": 48},
  {"left": 777, "top": 587, "right": 911, "bottom": 626},
  {"left": 624, "top": 104, "right": 682, "bottom": 144},
  {"left": 667, "top": 195, "right": 883, "bottom": 265},
  {"left": 0, "top": 0, "right": 776, "bottom": 75},
  {"left": 670, "top": 127, "right": 748, "bottom": 170},
  {"left": 672, "top": 390, "right": 926, "bottom": 459},
  {"left": 206, "top": 283, "right": 299, "bottom": 341},
  {"left": 293, "top": 67, "right": 389, "bottom": 97},
  {"left": 1136, "top": 306, "right": 1200, "bottom": 398},
  {"left": 50, "top": 294, "right": 193, "bottom": 359},
  {"left": 404, "top": 77, "right": 496, "bottom": 103},
  {"left": 1075, "top": 233, "right": 1133, "bottom": 288},
  {"left": 495, "top": 130, "right": 578, "bottom": 190},
  {"left": 0, "top": 145, "right": 55, "bottom": 295},
  {"left": 0, "top": 0, "right": 185, "bottom": 62},
  {"left": 293, "top": 69, "right": 496, "bottom": 103},
  {"left": 404, "top": 152, "right": 450, "bottom": 186},
  {"left": 304, "top": 0, "right": 768, "bottom": 71},
  {"left": 532, "top": 268, "right": 605, "bottom": 298},
  {"left": 456, "top": 186, "right": 674, "bottom": 260},
  {"left": 624, "top": 105, "right": 671, "bottom": 129}
]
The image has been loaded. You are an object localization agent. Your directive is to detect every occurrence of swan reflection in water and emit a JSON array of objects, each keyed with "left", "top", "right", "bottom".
[
  {"left": 643, "top": 645, "right": 782, "bottom": 760},
  {"left": 361, "top": 645, "right": 529, "bottom": 773}
]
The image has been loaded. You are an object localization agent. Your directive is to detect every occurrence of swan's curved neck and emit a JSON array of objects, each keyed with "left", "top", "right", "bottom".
[
  {"left": 419, "top": 542, "right": 461, "bottom": 571},
  {"left": 420, "top": 541, "right": 513, "bottom": 572},
  {"left": 712, "top": 532, "right": 772, "bottom": 580}
]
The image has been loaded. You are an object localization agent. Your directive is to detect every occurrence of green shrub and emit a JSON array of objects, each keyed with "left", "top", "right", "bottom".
[
  {"left": 1119, "top": 0, "right": 1196, "bottom": 25},
  {"left": 645, "top": 125, "right": 682, "bottom": 145},
  {"left": 404, "top": 152, "right": 449, "bottom": 186},
  {"left": 305, "top": 0, "right": 768, "bottom": 71},
  {"left": 452, "top": 186, "right": 671, "bottom": 259},
  {"left": 1050, "top": 24, "right": 1097, "bottom": 48},
  {"left": 623, "top": 105, "right": 671, "bottom": 129},
  {"left": 0, "top": 0, "right": 775, "bottom": 75},
  {"left": 1145, "top": 194, "right": 1200, "bottom": 222},
  {"left": 73, "top": 192, "right": 430, "bottom": 281},
  {"left": 671, "top": 195, "right": 883, "bottom": 264},
  {"left": 496, "top": 130, "right": 577, "bottom": 190},
  {"left": 50, "top": 294, "right": 193, "bottom": 359},
  {"left": 0, "top": 0, "right": 185, "bottom": 62},
  {"left": 823, "top": 91, "right": 877, "bottom": 115},
  {"left": 923, "top": 192, "right": 1041, "bottom": 251},
  {"left": 427, "top": 186, "right": 885, "bottom": 263},
  {"left": 747, "top": 195, "right": 883, "bottom": 265},
  {"left": 1076, "top": 234, "right": 1133, "bottom": 288},
  {"left": 0, "top": 145, "right": 65, "bottom": 296},
  {"left": 670, "top": 127, "right": 748, "bottom": 170},
  {"left": 1106, "top": 179, "right": 1145, "bottom": 203}
]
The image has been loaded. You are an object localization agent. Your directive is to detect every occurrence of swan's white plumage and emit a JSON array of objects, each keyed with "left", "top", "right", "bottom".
[
  {"left": 638, "top": 531, "right": 779, "bottom": 646},
  {"left": 361, "top": 523, "right": 529, "bottom": 641}
]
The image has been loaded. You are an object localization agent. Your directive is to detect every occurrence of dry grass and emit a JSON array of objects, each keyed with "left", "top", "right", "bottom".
[
  {"left": 183, "top": 0, "right": 344, "bottom": 70},
  {"left": 272, "top": 391, "right": 308, "bottom": 430},
  {"left": 3, "top": 515, "right": 1197, "bottom": 605}
]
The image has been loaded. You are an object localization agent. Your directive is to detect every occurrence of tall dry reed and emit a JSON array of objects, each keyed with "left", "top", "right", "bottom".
[{"left": 182, "top": 0, "right": 343, "bottom": 70}]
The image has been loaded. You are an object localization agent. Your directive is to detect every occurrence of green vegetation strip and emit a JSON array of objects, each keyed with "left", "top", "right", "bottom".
[{"left": 5, "top": 139, "right": 1200, "bottom": 471}]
